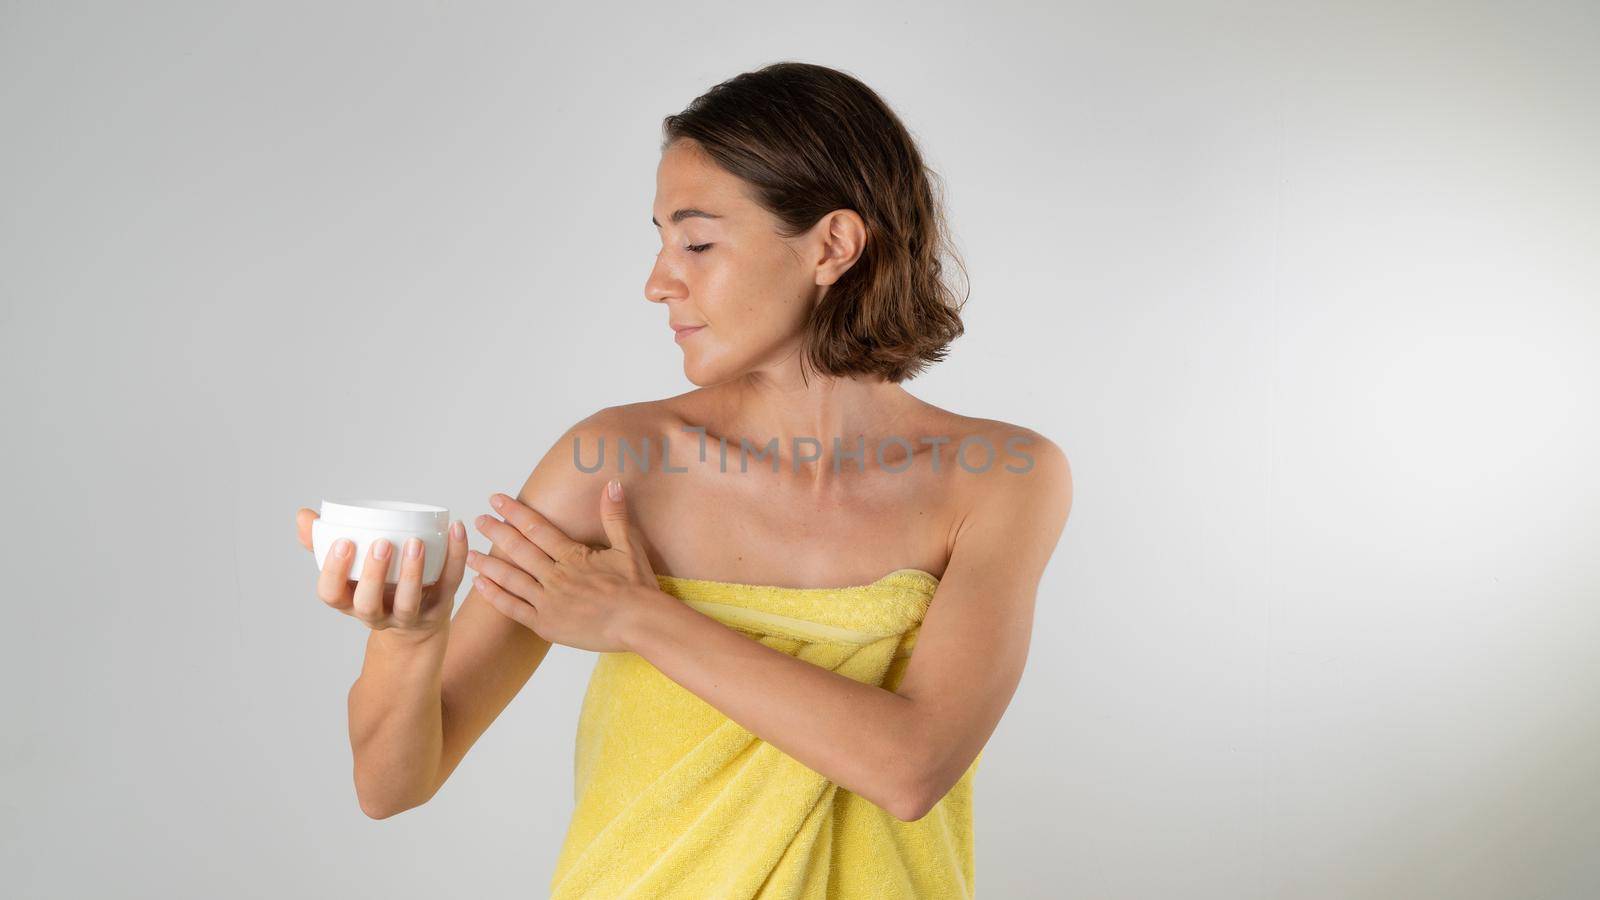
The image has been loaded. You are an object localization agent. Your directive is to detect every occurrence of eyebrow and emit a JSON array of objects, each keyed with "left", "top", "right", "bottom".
[{"left": 651, "top": 208, "right": 724, "bottom": 227}]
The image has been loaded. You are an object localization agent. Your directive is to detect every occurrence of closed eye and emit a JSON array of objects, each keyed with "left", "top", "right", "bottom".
[{"left": 686, "top": 243, "right": 712, "bottom": 253}]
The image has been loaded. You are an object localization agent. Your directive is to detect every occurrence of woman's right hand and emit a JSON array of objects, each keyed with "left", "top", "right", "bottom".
[{"left": 296, "top": 508, "right": 469, "bottom": 641}]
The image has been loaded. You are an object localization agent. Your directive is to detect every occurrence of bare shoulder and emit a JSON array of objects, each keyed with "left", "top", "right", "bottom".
[
  {"left": 928, "top": 410, "right": 1072, "bottom": 526},
  {"left": 926, "top": 413, "right": 1072, "bottom": 589},
  {"left": 572, "top": 391, "right": 707, "bottom": 440},
  {"left": 987, "top": 418, "right": 1070, "bottom": 490},
  {"left": 512, "top": 397, "right": 686, "bottom": 547},
  {"left": 915, "top": 406, "right": 1070, "bottom": 486}
]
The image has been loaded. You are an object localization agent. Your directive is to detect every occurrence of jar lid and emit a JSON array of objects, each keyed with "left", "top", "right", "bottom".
[{"left": 319, "top": 499, "right": 450, "bottom": 533}]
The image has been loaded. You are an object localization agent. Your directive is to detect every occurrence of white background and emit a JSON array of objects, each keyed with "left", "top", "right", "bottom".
[{"left": 2, "top": 2, "right": 1596, "bottom": 897}]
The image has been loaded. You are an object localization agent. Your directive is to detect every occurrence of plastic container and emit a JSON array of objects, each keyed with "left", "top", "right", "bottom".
[{"left": 311, "top": 499, "right": 451, "bottom": 586}]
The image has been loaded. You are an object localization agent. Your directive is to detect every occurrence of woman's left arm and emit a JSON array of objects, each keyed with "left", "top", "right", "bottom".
[{"left": 467, "top": 439, "right": 1072, "bottom": 821}]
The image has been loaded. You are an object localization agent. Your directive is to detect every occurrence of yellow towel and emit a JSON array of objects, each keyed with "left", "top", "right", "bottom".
[{"left": 550, "top": 568, "right": 981, "bottom": 899}]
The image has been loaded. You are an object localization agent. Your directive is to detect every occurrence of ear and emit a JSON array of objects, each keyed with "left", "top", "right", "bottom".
[{"left": 814, "top": 209, "right": 867, "bottom": 287}]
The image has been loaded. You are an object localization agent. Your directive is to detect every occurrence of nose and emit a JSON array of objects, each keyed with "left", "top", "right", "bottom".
[{"left": 645, "top": 253, "right": 684, "bottom": 305}]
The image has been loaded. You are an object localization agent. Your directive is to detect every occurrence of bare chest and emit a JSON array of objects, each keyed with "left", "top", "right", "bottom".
[{"left": 625, "top": 454, "right": 964, "bottom": 587}]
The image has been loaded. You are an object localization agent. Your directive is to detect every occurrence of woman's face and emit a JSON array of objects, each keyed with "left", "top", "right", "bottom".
[{"left": 646, "top": 139, "right": 835, "bottom": 386}]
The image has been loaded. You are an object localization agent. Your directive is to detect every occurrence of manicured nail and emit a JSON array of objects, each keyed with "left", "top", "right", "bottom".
[
  {"left": 404, "top": 538, "right": 421, "bottom": 559},
  {"left": 334, "top": 539, "right": 352, "bottom": 557},
  {"left": 373, "top": 539, "right": 391, "bottom": 560},
  {"left": 608, "top": 479, "right": 622, "bottom": 501},
  {"left": 491, "top": 494, "right": 506, "bottom": 510},
  {"left": 451, "top": 520, "right": 465, "bottom": 539}
]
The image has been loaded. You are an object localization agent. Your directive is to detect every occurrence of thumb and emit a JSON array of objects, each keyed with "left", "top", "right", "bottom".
[{"left": 600, "top": 478, "right": 632, "bottom": 551}]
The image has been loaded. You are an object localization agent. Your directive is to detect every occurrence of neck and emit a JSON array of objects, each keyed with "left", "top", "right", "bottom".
[{"left": 705, "top": 364, "right": 919, "bottom": 482}]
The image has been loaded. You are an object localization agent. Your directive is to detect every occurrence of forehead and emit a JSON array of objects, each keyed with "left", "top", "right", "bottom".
[{"left": 653, "top": 140, "right": 749, "bottom": 216}]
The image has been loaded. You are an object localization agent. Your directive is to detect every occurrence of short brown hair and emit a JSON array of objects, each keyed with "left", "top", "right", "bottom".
[{"left": 661, "top": 61, "right": 968, "bottom": 384}]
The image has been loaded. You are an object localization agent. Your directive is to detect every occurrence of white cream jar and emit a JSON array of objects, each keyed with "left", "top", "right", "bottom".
[{"left": 311, "top": 499, "right": 450, "bottom": 585}]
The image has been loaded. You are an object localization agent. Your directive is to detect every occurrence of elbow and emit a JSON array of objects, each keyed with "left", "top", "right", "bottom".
[
  {"left": 351, "top": 748, "right": 442, "bottom": 820},
  {"left": 878, "top": 717, "right": 956, "bottom": 822},
  {"left": 356, "top": 776, "right": 432, "bottom": 821},
  {"left": 882, "top": 755, "right": 944, "bottom": 823},
  {"left": 360, "top": 796, "right": 399, "bottom": 820},
  {"left": 361, "top": 794, "right": 430, "bottom": 820},
  {"left": 358, "top": 790, "right": 416, "bottom": 820},
  {"left": 885, "top": 789, "right": 937, "bottom": 823}
]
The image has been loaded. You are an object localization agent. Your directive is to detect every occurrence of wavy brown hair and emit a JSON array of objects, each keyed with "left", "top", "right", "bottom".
[{"left": 661, "top": 61, "right": 968, "bottom": 384}]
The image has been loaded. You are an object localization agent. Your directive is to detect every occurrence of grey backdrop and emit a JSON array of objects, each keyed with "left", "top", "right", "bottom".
[{"left": 3, "top": 2, "right": 1596, "bottom": 898}]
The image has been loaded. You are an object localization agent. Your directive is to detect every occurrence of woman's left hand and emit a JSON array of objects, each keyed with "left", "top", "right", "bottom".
[{"left": 466, "top": 478, "right": 663, "bottom": 652}]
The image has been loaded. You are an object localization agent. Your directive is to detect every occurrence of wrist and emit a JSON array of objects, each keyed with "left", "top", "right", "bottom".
[
  {"left": 372, "top": 623, "right": 449, "bottom": 651},
  {"left": 365, "top": 624, "right": 450, "bottom": 674},
  {"left": 613, "top": 585, "right": 675, "bottom": 653},
  {"left": 355, "top": 624, "right": 448, "bottom": 695}
]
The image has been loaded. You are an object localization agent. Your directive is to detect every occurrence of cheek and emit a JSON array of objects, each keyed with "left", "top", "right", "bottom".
[
  {"left": 696, "top": 256, "right": 811, "bottom": 342},
  {"left": 721, "top": 300, "right": 797, "bottom": 345}
]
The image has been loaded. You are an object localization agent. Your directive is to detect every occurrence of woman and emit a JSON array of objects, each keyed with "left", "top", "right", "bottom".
[{"left": 296, "top": 61, "right": 1072, "bottom": 898}]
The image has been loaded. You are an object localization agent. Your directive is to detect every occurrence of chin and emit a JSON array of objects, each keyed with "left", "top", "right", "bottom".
[
  {"left": 684, "top": 363, "right": 738, "bottom": 387},
  {"left": 681, "top": 349, "right": 748, "bottom": 387},
  {"left": 683, "top": 364, "right": 718, "bottom": 387}
]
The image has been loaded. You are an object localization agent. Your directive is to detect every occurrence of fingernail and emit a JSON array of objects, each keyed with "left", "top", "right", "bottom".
[
  {"left": 373, "top": 539, "right": 391, "bottom": 560},
  {"left": 334, "top": 539, "right": 352, "bottom": 557},
  {"left": 404, "top": 537, "right": 421, "bottom": 559},
  {"left": 451, "top": 520, "right": 465, "bottom": 539},
  {"left": 491, "top": 494, "right": 505, "bottom": 510},
  {"left": 608, "top": 479, "right": 622, "bottom": 501}
]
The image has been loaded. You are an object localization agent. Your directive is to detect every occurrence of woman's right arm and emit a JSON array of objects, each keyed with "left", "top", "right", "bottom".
[
  {"left": 322, "top": 420, "right": 614, "bottom": 818},
  {"left": 344, "top": 581, "right": 552, "bottom": 819}
]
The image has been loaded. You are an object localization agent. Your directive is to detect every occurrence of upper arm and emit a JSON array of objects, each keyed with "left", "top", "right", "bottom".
[
  {"left": 430, "top": 411, "right": 619, "bottom": 793},
  {"left": 894, "top": 430, "right": 1073, "bottom": 806}
]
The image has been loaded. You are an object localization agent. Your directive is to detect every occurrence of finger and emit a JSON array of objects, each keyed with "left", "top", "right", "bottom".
[
  {"left": 465, "top": 548, "right": 545, "bottom": 604},
  {"left": 316, "top": 538, "right": 356, "bottom": 612},
  {"left": 475, "top": 512, "right": 557, "bottom": 582},
  {"left": 351, "top": 539, "right": 392, "bottom": 625},
  {"left": 297, "top": 508, "right": 318, "bottom": 551},
  {"left": 433, "top": 519, "right": 469, "bottom": 595},
  {"left": 472, "top": 573, "right": 539, "bottom": 631},
  {"left": 391, "top": 537, "right": 425, "bottom": 625},
  {"left": 598, "top": 479, "right": 631, "bottom": 553},
  {"left": 490, "top": 492, "right": 587, "bottom": 566}
]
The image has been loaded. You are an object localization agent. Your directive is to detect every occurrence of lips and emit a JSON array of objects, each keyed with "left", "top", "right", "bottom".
[{"left": 671, "top": 323, "right": 705, "bottom": 343}]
